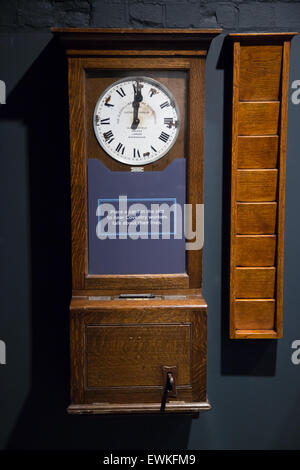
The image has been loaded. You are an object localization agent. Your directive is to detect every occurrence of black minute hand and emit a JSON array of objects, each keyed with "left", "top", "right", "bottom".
[{"left": 131, "top": 81, "right": 143, "bottom": 130}]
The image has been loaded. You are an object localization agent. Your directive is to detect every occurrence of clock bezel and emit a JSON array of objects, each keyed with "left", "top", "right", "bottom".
[{"left": 92, "top": 75, "right": 181, "bottom": 166}]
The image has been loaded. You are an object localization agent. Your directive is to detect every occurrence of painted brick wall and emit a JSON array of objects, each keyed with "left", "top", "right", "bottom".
[{"left": 1, "top": 0, "right": 300, "bottom": 32}]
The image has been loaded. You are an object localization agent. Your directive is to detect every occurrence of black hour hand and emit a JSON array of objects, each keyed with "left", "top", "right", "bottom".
[
  {"left": 133, "top": 81, "right": 143, "bottom": 102},
  {"left": 131, "top": 101, "right": 140, "bottom": 130},
  {"left": 131, "top": 81, "right": 143, "bottom": 130}
]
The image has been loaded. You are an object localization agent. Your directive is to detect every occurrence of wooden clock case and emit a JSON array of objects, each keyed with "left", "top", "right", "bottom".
[{"left": 52, "top": 28, "right": 221, "bottom": 414}]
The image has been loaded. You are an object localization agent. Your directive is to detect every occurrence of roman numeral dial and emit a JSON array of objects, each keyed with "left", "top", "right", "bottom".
[
  {"left": 93, "top": 76, "right": 180, "bottom": 165},
  {"left": 159, "top": 132, "right": 170, "bottom": 143}
]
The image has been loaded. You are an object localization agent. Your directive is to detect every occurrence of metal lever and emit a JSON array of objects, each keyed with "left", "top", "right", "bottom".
[{"left": 160, "top": 372, "right": 175, "bottom": 412}]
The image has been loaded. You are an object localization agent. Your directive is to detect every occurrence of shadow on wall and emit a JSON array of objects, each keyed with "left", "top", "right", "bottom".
[
  {"left": 0, "top": 37, "right": 194, "bottom": 450},
  {"left": 217, "top": 36, "right": 277, "bottom": 377}
]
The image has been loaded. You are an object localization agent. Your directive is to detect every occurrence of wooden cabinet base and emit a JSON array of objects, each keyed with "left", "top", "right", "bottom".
[{"left": 69, "top": 295, "right": 209, "bottom": 414}]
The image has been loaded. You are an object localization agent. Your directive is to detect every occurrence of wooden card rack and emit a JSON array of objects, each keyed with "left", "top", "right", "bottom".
[{"left": 229, "top": 33, "right": 297, "bottom": 339}]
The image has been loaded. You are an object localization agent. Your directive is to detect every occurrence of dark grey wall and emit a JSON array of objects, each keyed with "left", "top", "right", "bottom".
[
  {"left": 2, "top": 0, "right": 300, "bottom": 31},
  {"left": 1, "top": 1, "right": 300, "bottom": 450}
]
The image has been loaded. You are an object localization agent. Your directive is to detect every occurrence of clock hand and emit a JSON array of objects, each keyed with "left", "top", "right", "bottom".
[
  {"left": 131, "top": 101, "right": 140, "bottom": 130},
  {"left": 131, "top": 81, "right": 143, "bottom": 130},
  {"left": 135, "top": 80, "right": 143, "bottom": 102}
]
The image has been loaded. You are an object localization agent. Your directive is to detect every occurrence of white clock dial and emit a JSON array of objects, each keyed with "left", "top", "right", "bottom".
[{"left": 93, "top": 76, "right": 180, "bottom": 165}]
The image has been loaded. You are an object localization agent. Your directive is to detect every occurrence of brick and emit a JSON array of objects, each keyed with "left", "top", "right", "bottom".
[
  {"left": 216, "top": 4, "right": 238, "bottom": 29},
  {"left": 275, "top": 4, "right": 300, "bottom": 28},
  {"left": 54, "top": 0, "right": 90, "bottom": 12},
  {"left": 56, "top": 11, "right": 90, "bottom": 27},
  {"left": 166, "top": 3, "right": 218, "bottom": 28},
  {"left": 129, "top": 2, "right": 163, "bottom": 27},
  {"left": 0, "top": 0, "right": 17, "bottom": 27},
  {"left": 239, "top": 3, "right": 275, "bottom": 29},
  {"left": 92, "top": 0, "right": 127, "bottom": 27},
  {"left": 55, "top": 0, "right": 91, "bottom": 27},
  {"left": 17, "top": 0, "right": 55, "bottom": 28}
]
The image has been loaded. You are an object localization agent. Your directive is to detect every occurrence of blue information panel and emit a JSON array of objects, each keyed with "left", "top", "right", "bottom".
[{"left": 87, "top": 159, "right": 186, "bottom": 275}]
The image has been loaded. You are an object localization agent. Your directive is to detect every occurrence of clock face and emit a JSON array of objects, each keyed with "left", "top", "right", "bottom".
[{"left": 93, "top": 76, "right": 180, "bottom": 166}]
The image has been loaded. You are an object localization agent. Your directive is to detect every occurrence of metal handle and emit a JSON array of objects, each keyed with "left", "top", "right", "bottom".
[{"left": 160, "top": 372, "right": 175, "bottom": 412}]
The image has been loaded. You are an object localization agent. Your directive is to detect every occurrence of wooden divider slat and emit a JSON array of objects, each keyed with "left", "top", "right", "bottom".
[
  {"left": 239, "top": 45, "right": 282, "bottom": 101},
  {"left": 238, "top": 102, "right": 280, "bottom": 136},
  {"left": 237, "top": 136, "right": 279, "bottom": 169},
  {"left": 236, "top": 267, "right": 276, "bottom": 299},
  {"left": 237, "top": 169, "right": 278, "bottom": 201},
  {"left": 235, "top": 299, "right": 275, "bottom": 330},
  {"left": 236, "top": 235, "right": 276, "bottom": 266},
  {"left": 236, "top": 202, "right": 277, "bottom": 235}
]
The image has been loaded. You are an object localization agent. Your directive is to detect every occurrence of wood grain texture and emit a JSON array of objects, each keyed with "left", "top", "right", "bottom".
[
  {"left": 236, "top": 235, "right": 276, "bottom": 266},
  {"left": 86, "top": 324, "right": 191, "bottom": 388},
  {"left": 238, "top": 101, "right": 280, "bottom": 136},
  {"left": 275, "top": 40, "right": 291, "bottom": 338},
  {"left": 70, "top": 294, "right": 207, "bottom": 310},
  {"left": 67, "top": 53, "right": 207, "bottom": 291},
  {"left": 236, "top": 169, "right": 278, "bottom": 201},
  {"left": 236, "top": 203, "right": 277, "bottom": 234},
  {"left": 186, "top": 58, "right": 205, "bottom": 288},
  {"left": 68, "top": 58, "right": 87, "bottom": 289},
  {"left": 52, "top": 28, "right": 222, "bottom": 57},
  {"left": 85, "top": 273, "right": 189, "bottom": 290},
  {"left": 70, "top": 299, "right": 208, "bottom": 407},
  {"left": 56, "top": 29, "right": 219, "bottom": 412},
  {"left": 239, "top": 45, "right": 282, "bottom": 101},
  {"left": 237, "top": 136, "right": 278, "bottom": 169},
  {"left": 229, "top": 33, "right": 296, "bottom": 338},
  {"left": 82, "top": 56, "right": 192, "bottom": 289},
  {"left": 235, "top": 267, "right": 276, "bottom": 299},
  {"left": 232, "top": 329, "right": 278, "bottom": 339},
  {"left": 229, "top": 41, "right": 240, "bottom": 338},
  {"left": 81, "top": 56, "right": 191, "bottom": 70},
  {"left": 70, "top": 309, "right": 84, "bottom": 403},
  {"left": 235, "top": 299, "right": 275, "bottom": 329}
]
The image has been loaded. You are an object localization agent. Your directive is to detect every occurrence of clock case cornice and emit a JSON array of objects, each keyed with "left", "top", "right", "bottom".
[
  {"left": 51, "top": 28, "right": 222, "bottom": 56},
  {"left": 229, "top": 32, "right": 297, "bottom": 42}
]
